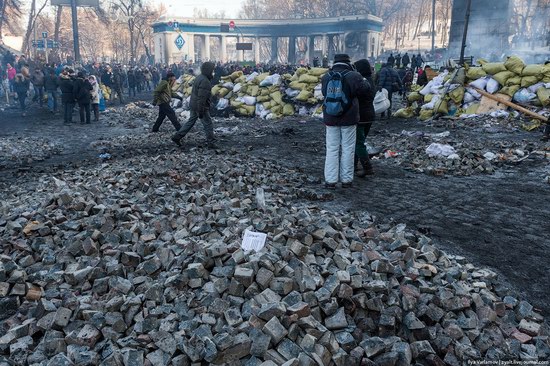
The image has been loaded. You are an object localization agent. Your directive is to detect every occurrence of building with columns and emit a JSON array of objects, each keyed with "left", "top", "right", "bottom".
[{"left": 152, "top": 15, "right": 383, "bottom": 65}]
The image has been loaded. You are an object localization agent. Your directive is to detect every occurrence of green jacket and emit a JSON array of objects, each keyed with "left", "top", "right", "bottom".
[{"left": 153, "top": 80, "right": 177, "bottom": 105}]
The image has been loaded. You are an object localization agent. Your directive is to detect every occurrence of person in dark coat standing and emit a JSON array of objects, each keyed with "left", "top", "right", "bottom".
[
  {"left": 377, "top": 63, "right": 403, "bottom": 118},
  {"left": 402, "top": 53, "right": 410, "bottom": 68},
  {"left": 395, "top": 54, "right": 402, "bottom": 69},
  {"left": 58, "top": 69, "right": 76, "bottom": 124},
  {"left": 354, "top": 59, "right": 375, "bottom": 177},
  {"left": 127, "top": 69, "right": 137, "bottom": 97},
  {"left": 416, "top": 54, "right": 424, "bottom": 71},
  {"left": 387, "top": 53, "right": 395, "bottom": 68},
  {"left": 172, "top": 62, "right": 216, "bottom": 148},
  {"left": 73, "top": 71, "right": 93, "bottom": 124},
  {"left": 321, "top": 54, "right": 367, "bottom": 188},
  {"left": 30, "top": 69, "right": 45, "bottom": 107},
  {"left": 44, "top": 70, "right": 58, "bottom": 113},
  {"left": 151, "top": 72, "right": 182, "bottom": 133}
]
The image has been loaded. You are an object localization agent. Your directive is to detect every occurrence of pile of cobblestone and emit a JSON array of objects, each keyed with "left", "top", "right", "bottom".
[
  {"left": 0, "top": 150, "right": 548, "bottom": 366},
  {"left": 0, "top": 137, "right": 64, "bottom": 168}
]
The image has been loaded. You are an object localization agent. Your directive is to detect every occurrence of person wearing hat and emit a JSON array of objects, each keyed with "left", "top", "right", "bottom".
[
  {"left": 151, "top": 72, "right": 182, "bottom": 133},
  {"left": 321, "top": 53, "right": 368, "bottom": 188}
]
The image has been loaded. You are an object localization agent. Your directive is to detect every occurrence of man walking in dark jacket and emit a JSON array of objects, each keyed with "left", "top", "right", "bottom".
[
  {"left": 172, "top": 62, "right": 216, "bottom": 148},
  {"left": 377, "top": 63, "right": 403, "bottom": 118},
  {"left": 321, "top": 54, "right": 367, "bottom": 188},
  {"left": 73, "top": 71, "right": 93, "bottom": 124},
  {"left": 402, "top": 53, "right": 410, "bottom": 68},
  {"left": 44, "top": 70, "right": 58, "bottom": 113},
  {"left": 151, "top": 72, "right": 182, "bottom": 132},
  {"left": 58, "top": 69, "right": 76, "bottom": 124}
]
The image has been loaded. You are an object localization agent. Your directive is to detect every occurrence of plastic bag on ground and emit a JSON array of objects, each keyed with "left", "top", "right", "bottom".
[{"left": 426, "top": 143, "right": 456, "bottom": 157}]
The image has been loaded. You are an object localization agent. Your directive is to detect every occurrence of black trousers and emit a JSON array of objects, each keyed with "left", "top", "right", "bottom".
[
  {"left": 152, "top": 103, "right": 181, "bottom": 132},
  {"left": 79, "top": 103, "right": 91, "bottom": 124}
]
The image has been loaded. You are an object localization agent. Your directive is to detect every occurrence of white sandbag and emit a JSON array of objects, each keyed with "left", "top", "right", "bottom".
[
  {"left": 222, "top": 82, "right": 234, "bottom": 89},
  {"left": 528, "top": 82, "right": 544, "bottom": 93},
  {"left": 285, "top": 88, "right": 300, "bottom": 97},
  {"left": 313, "top": 84, "right": 323, "bottom": 99},
  {"left": 233, "top": 83, "right": 242, "bottom": 93},
  {"left": 298, "top": 106, "right": 309, "bottom": 116},
  {"left": 216, "top": 98, "right": 229, "bottom": 110},
  {"left": 426, "top": 143, "right": 456, "bottom": 157},
  {"left": 431, "top": 85, "right": 446, "bottom": 95},
  {"left": 422, "top": 95, "right": 441, "bottom": 110},
  {"left": 259, "top": 74, "right": 281, "bottom": 87},
  {"left": 243, "top": 96, "right": 257, "bottom": 106},
  {"left": 513, "top": 88, "right": 537, "bottom": 103},
  {"left": 463, "top": 92, "right": 476, "bottom": 103},
  {"left": 486, "top": 78, "right": 499, "bottom": 94},
  {"left": 469, "top": 77, "right": 488, "bottom": 90},
  {"left": 245, "top": 72, "right": 259, "bottom": 82},
  {"left": 374, "top": 88, "right": 391, "bottom": 114},
  {"left": 419, "top": 81, "right": 433, "bottom": 96},
  {"left": 466, "top": 87, "right": 481, "bottom": 99},
  {"left": 255, "top": 103, "right": 265, "bottom": 116}
]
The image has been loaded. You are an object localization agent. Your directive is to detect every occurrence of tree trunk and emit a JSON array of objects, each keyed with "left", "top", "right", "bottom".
[
  {"left": 22, "top": 0, "right": 37, "bottom": 56},
  {"left": 0, "top": 0, "right": 6, "bottom": 41}
]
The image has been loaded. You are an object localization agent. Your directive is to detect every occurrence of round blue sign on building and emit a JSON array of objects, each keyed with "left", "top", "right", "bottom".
[{"left": 174, "top": 34, "right": 185, "bottom": 50}]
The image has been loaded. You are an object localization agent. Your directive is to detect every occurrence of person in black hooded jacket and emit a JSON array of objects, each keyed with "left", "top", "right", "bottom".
[
  {"left": 354, "top": 59, "right": 375, "bottom": 177},
  {"left": 172, "top": 62, "right": 217, "bottom": 148},
  {"left": 73, "top": 71, "right": 93, "bottom": 124},
  {"left": 58, "top": 69, "right": 76, "bottom": 124}
]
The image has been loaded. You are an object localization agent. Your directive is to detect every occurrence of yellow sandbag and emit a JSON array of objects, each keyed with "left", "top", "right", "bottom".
[
  {"left": 260, "top": 88, "right": 270, "bottom": 96},
  {"left": 239, "top": 85, "right": 248, "bottom": 94},
  {"left": 424, "top": 94, "right": 434, "bottom": 103},
  {"left": 520, "top": 76, "right": 540, "bottom": 88},
  {"left": 455, "top": 108, "right": 465, "bottom": 116},
  {"left": 283, "top": 104, "right": 295, "bottom": 116},
  {"left": 522, "top": 64, "right": 543, "bottom": 77},
  {"left": 408, "top": 92, "right": 423, "bottom": 102},
  {"left": 282, "top": 73, "right": 293, "bottom": 80},
  {"left": 248, "top": 85, "right": 260, "bottom": 97},
  {"left": 544, "top": 76, "right": 550, "bottom": 83},
  {"left": 271, "top": 105, "right": 282, "bottom": 114},
  {"left": 289, "top": 81, "right": 307, "bottom": 90},
  {"left": 392, "top": 107, "right": 415, "bottom": 118},
  {"left": 262, "top": 101, "right": 271, "bottom": 109},
  {"left": 309, "top": 67, "right": 329, "bottom": 76},
  {"left": 477, "top": 58, "right": 488, "bottom": 65},
  {"left": 271, "top": 91, "right": 283, "bottom": 105},
  {"left": 436, "top": 99, "right": 448, "bottom": 114},
  {"left": 466, "top": 103, "right": 480, "bottom": 114},
  {"left": 290, "top": 74, "right": 299, "bottom": 82},
  {"left": 299, "top": 74, "right": 319, "bottom": 83},
  {"left": 243, "top": 104, "right": 255, "bottom": 114},
  {"left": 256, "top": 95, "right": 270, "bottom": 102},
  {"left": 419, "top": 109, "right": 434, "bottom": 121},
  {"left": 219, "top": 88, "right": 230, "bottom": 97},
  {"left": 504, "top": 56, "right": 525, "bottom": 75},
  {"left": 466, "top": 67, "right": 486, "bottom": 80},
  {"left": 253, "top": 73, "right": 269, "bottom": 84},
  {"left": 522, "top": 120, "right": 541, "bottom": 131},
  {"left": 482, "top": 63, "right": 506, "bottom": 75},
  {"left": 296, "top": 68, "right": 308, "bottom": 76},
  {"left": 500, "top": 85, "right": 520, "bottom": 97},
  {"left": 449, "top": 87, "right": 465, "bottom": 104},
  {"left": 230, "top": 100, "right": 244, "bottom": 107},
  {"left": 235, "top": 76, "right": 246, "bottom": 84},
  {"left": 410, "top": 84, "right": 422, "bottom": 92},
  {"left": 537, "top": 87, "right": 550, "bottom": 106},
  {"left": 543, "top": 64, "right": 550, "bottom": 77},
  {"left": 307, "top": 97, "right": 318, "bottom": 104},
  {"left": 492, "top": 71, "right": 515, "bottom": 86},
  {"left": 230, "top": 71, "right": 243, "bottom": 81},
  {"left": 506, "top": 76, "right": 522, "bottom": 86},
  {"left": 296, "top": 90, "right": 312, "bottom": 102}
]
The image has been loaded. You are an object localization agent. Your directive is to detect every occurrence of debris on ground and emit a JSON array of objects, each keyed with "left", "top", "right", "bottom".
[
  {"left": 0, "top": 150, "right": 548, "bottom": 365},
  {"left": 0, "top": 137, "right": 64, "bottom": 168}
]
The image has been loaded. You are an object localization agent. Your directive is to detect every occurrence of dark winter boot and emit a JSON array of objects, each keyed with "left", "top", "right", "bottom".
[
  {"left": 354, "top": 155, "right": 360, "bottom": 172},
  {"left": 361, "top": 156, "right": 374, "bottom": 175}
]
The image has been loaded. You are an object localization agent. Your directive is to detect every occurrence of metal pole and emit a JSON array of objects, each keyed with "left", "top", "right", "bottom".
[
  {"left": 45, "top": 41, "right": 49, "bottom": 64},
  {"left": 431, "top": 0, "right": 436, "bottom": 56},
  {"left": 33, "top": 24, "right": 37, "bottom": 60},
  {"left": 71, "top": 0, "right": 81, "bottom": 63},
  {"left": 459, "top": 0, "right": 472, "bottom": 65}
]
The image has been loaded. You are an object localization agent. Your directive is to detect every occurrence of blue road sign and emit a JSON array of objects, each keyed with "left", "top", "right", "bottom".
[
  {"left": 174, "top": 34, "right": 185, "bottom": 50},
  {"left": 173, "top": 22, "right": 179, "bottom": 29}
]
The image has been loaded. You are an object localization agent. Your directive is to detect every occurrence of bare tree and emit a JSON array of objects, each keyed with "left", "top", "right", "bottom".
[{"left": 0, "top": 0, "right": 23, "bottom": 42}]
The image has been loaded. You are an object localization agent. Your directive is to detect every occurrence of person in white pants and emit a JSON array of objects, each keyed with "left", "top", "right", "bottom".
[{"left": 321, "top": 54, "right": 368, "bottom": 188}]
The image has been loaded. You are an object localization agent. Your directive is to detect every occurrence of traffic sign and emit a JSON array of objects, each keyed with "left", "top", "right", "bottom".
[
  {"left": 229, "top": 20, "right": 235, "bottom": 30},
  {"left": 173, "top": 21, "right": 179, "bottom": 29},
  {"left": 42, "top": 32, "right": 48, "bottom": 39},
  {"left": 174, "top": 34, "right": 185, "bottom": 50},
  {"left": 167, "top": 21, "right": 173, "bottom": 27}
]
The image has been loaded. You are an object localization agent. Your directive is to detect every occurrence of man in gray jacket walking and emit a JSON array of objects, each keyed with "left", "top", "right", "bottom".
[{"left": 172, "top": 62, "right": 217, "bottom": 148}]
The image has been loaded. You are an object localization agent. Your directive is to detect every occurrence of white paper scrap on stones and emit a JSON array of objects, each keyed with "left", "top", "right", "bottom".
[{"left": 241, "top": 230, "right": 267, "bottom": 252}]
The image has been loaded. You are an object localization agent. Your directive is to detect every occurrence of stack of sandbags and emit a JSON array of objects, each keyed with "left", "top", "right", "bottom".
[
  {"left": 401, "top": 55, "right": 550, "bottom": 119},
  {"left": 209, "top": 67, "right": 329, "bottom": 119}
]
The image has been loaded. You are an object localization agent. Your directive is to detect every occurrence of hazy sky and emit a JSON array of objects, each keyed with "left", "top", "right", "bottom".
[{"left": 161, "top": 0, "right": 245, "bottom": 19}]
